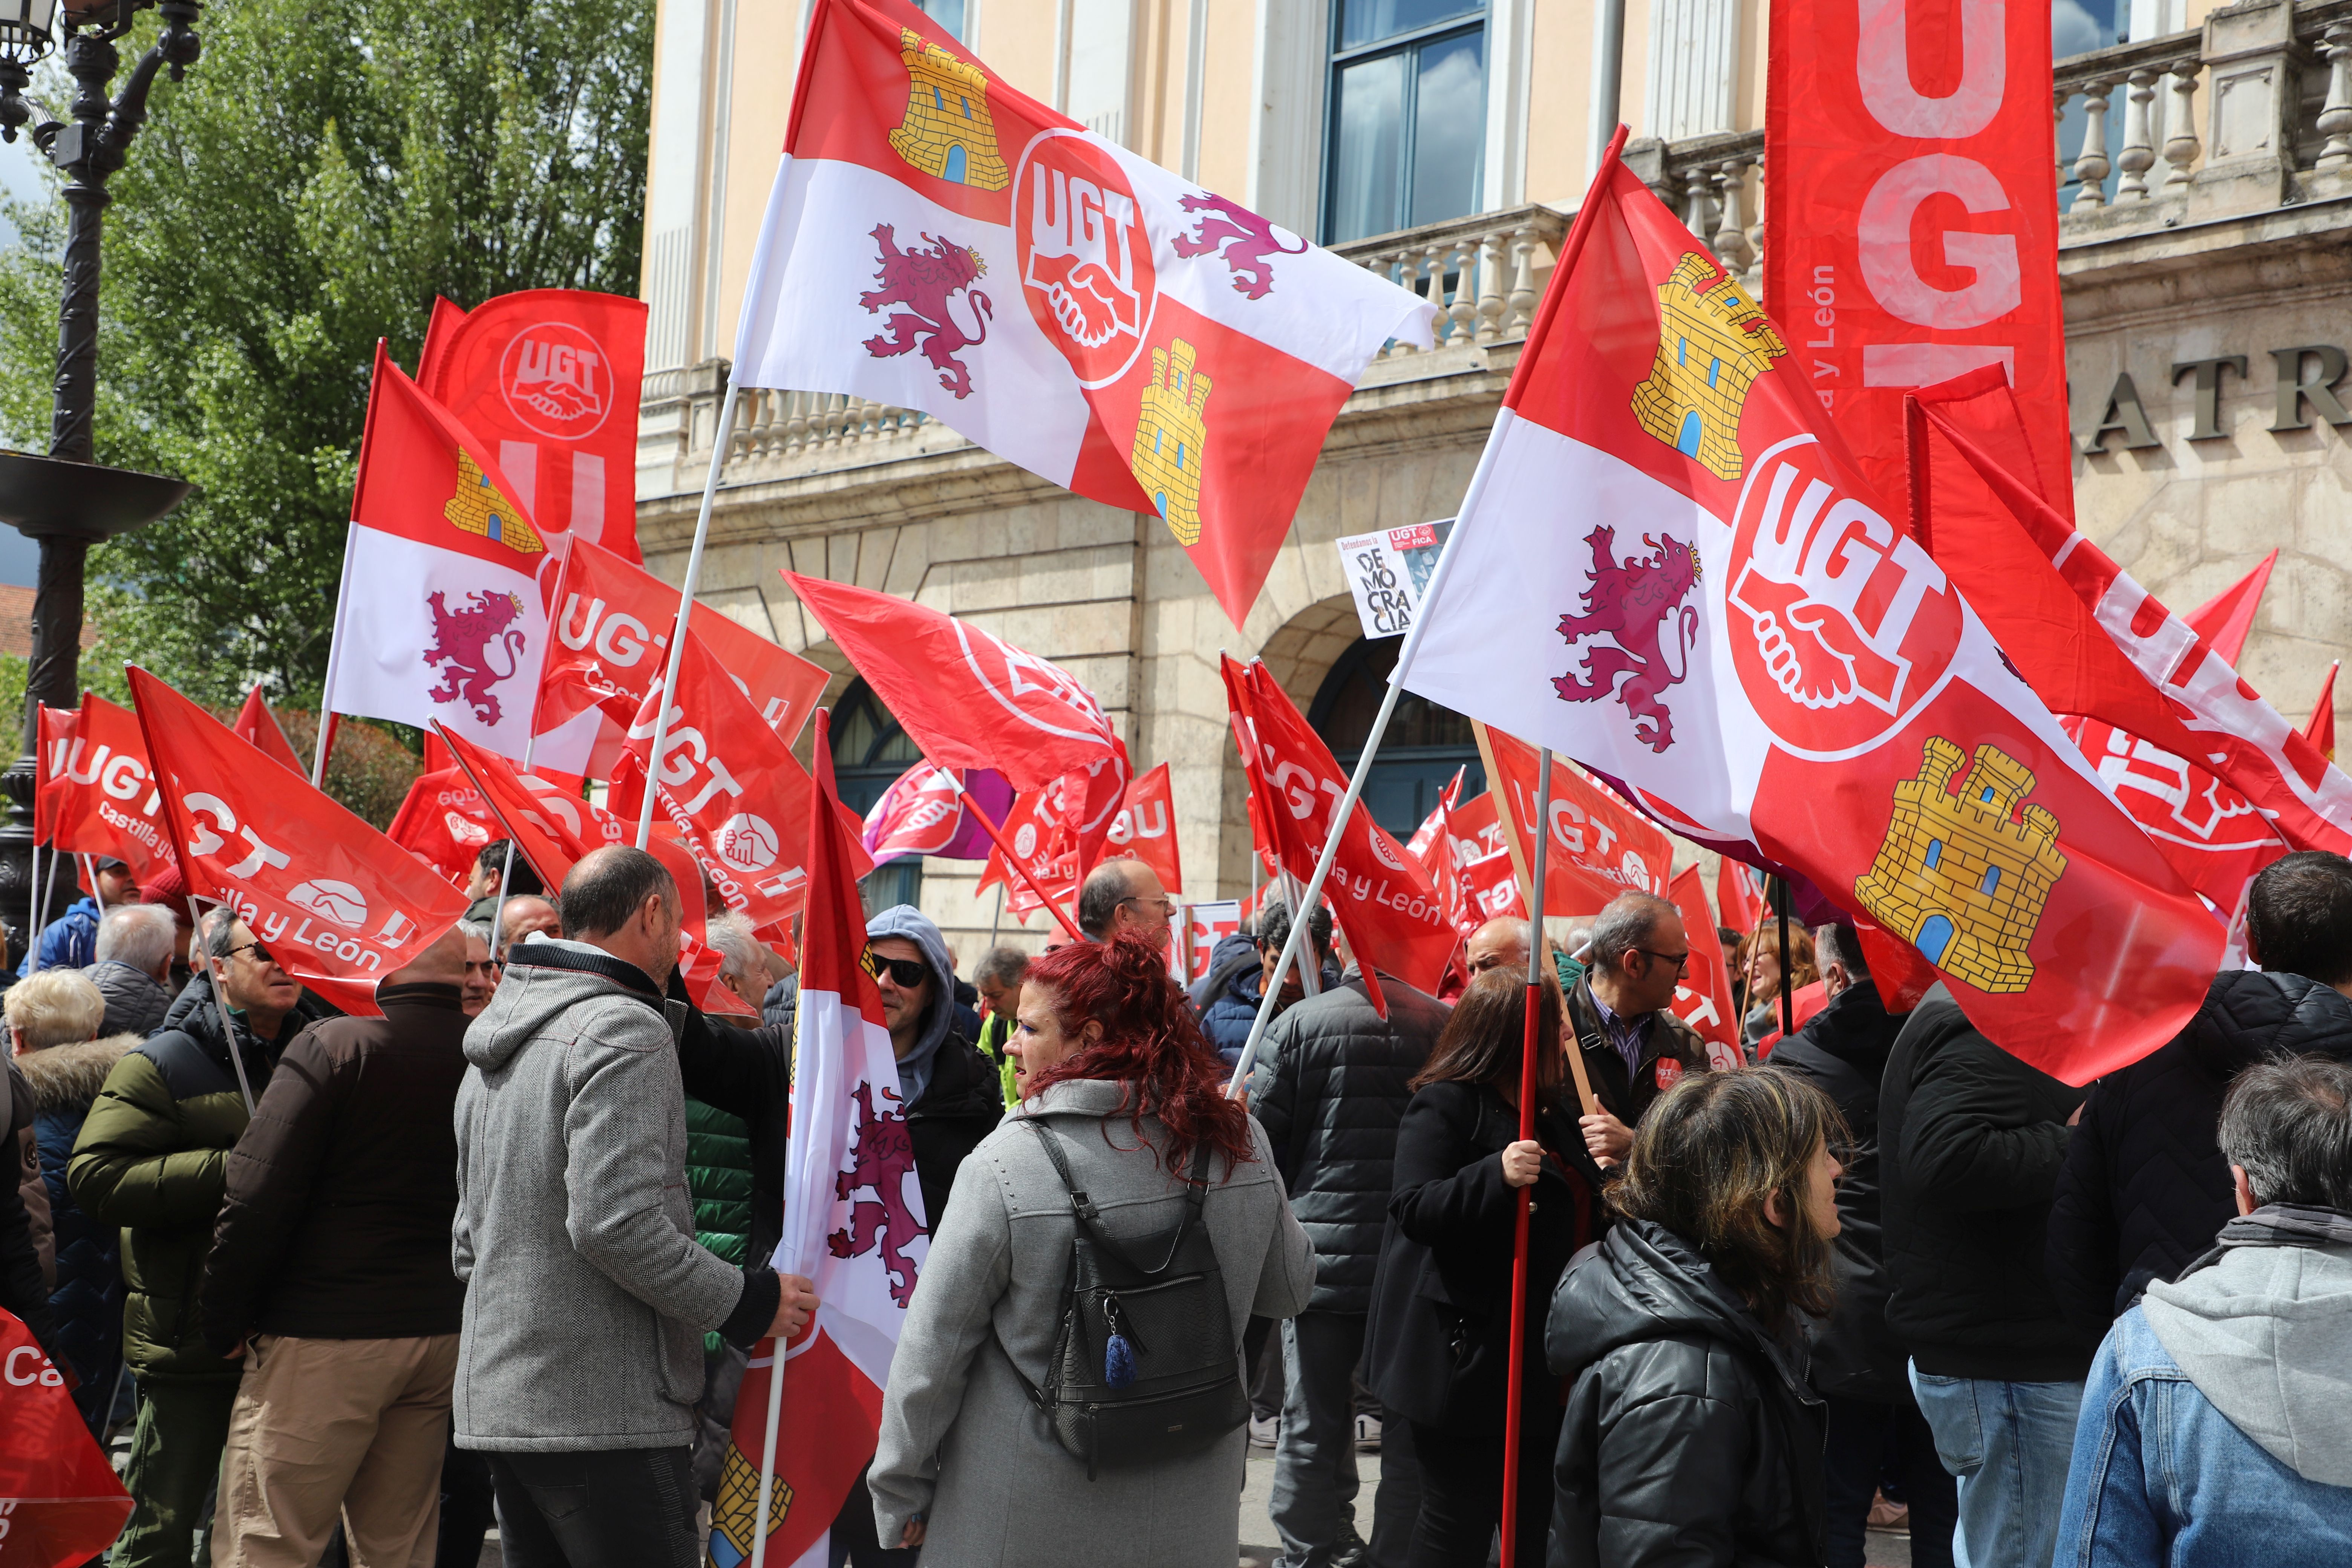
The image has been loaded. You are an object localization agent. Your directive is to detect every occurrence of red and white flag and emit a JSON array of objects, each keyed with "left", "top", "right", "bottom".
[
  {"left": 861, "top": 762, "right": 966, "bottom": 865},
  {"left": 1401, "top": 140, "right": 2219, "bottom": 1082},
  {"left": 231, "top": 686, "right": 306, "bottom": 775},
  {"left": 321, "top": 343, "right": 564, "bottom": 761},
  {"left": 130, "top": 669, "right": 467, "bottom": 1017},
  {"left": 1480, "top": 725, "right": 1676, "bottom": 912},
  {"left": 384, "top": 767, "right": 502, "bottom": 888},
  {"left": 707, "top": 712, "right": 915, "bottom": 1568},
  {"left": 1101, "top": 762, "right": 1182, "bottom": 896},
  {"left": 535, "top": 534, "right": 829, "bottom": 776},
  {"left": 1438, "top": 793, "right": 1524, "bottom": 935},
  {"left": 1716, "top": 858, "right": 1768, "bottom": 933},
  {"left": 2307, "top": 665, "right": 2339, "bottom": 763},
  {"left": 417, "top": 290, "right": 649, "bottom": 562},
  {"left": 0, "top": 1308, "right": 133, "bottom": 1568},
  {"left": 2184, "top": 551, "right": 2277, "bottom": 666},
  {"left": 34, "top": 704, "right": 77, "bottom": 847},
  {"left": 1666, "top": 867, "right": 1743, "bottom": 1072},
  {"left": 46, "top": 694, "right": 174, "bottom": 886},
  {"left": 614, "top": 632, "right": 872, "bottom": 926},
  {"left": 737, "top": 0, "right": 1436, "bottom": 626}
]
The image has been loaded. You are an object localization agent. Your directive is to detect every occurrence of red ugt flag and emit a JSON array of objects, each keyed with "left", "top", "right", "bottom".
[
  {"left": 0, "top": 1308, "right": 133, "bottom": 1568},
  {"left": 1400, "top": 138, "right": 2218, "bottom": 1082},
  {"left": 1479, "top": 725, "right": 1676, "bottom": 913},
  {"left": 231, "top": 686, "right": 306, "bottom": 775},
  {"left": 1102, "top": 761, "right": 1182, "bottom": 896},
  {"left": 34, "top": 704, "right": 77, "bottom": 846},
  {"left": 47, "top": 695, "right": 175, "bottom": 886},
  {"left": 737, "top": 0, "right": 1435, "bottom": 627},
  {"left": 1666, "top": 866, "right": 1744, "bottom": 1072},
  {"left": 417, "top": 289, "right": 649, "bottom": 563},
  {"left": 384, "top": 768, "right": 501, "bottom": 888},
  {"left": 131, "top": 669, "right": 468, "bottom": 1017}
]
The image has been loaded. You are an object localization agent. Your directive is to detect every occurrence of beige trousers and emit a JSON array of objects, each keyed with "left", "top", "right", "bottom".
[{"left": 210, "top": 1332, "right": 459, "bottom": 1568}]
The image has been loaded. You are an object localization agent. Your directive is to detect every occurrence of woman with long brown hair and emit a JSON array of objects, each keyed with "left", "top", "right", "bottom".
[
  {"left": 1362, "top": 966, "right": 1605, "bottom": 1568},
  {"left": 1544, "top": 1068, "right": 1846, "bottom": 1568},
  {"left": 1733, "top": 924, "right": 1819, "bottom": 1050},
  {"left": 868, "top": 934, "right": 1312, "bottom": 1567}
]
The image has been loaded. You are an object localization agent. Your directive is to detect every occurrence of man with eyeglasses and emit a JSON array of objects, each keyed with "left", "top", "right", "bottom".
[
  {"left": 1565, "top": 891, "right": 1710, "bottom": 1169},
  {"left": 69, "top": 908, "right": 325, "bottom": 1568},
  {"left": 1075, "top": 858, "right": 1176, "bottom": 950}
]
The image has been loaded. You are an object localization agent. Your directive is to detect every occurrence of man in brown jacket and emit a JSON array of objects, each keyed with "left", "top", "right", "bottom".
[{"left": 197, "top": 923, "right": 472, "bottom": 1568}]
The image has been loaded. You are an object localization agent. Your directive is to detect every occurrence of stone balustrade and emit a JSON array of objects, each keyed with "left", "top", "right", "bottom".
[{"left": 1331, "top": 203, "right": 1570, "bottom": 359}]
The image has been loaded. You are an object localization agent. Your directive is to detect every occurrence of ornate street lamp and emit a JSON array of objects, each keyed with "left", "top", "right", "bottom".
[{"left": 0, "top": 0, "right": 198, "bottom": 961}]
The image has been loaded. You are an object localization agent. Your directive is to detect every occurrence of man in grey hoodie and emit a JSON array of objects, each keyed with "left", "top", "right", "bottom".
[
  {"left": 2053, "top": 1055, "right": 2352, "bottom": 1566},
  {"left": 453, "top": 847, "right": 816, "bottom": 1568}
]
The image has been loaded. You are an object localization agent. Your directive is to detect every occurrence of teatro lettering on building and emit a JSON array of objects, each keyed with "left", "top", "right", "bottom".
[{"left": 634, "top": 0, "right": 2352, "bottom": 952}]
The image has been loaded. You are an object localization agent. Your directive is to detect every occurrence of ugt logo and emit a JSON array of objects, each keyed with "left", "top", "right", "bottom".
[
  {"left": 499, "top": 322, "right": 612, "bottom": 439},
  {"left": 1014, "top": 128, "right": 1156, "bottom": 387}
]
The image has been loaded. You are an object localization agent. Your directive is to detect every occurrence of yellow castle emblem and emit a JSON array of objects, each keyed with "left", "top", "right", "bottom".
[
  {"left": 705, "top": 1442, "right": 791, "bottom": 1568},
  {"left": 444, "top": 450, "right": 544, "bottom": 554},
  {"left": 1130, "top": 338, "right": 1211, "bottom": 545},
  {"left": 887, "top": 28, "right": 1009, "bottom": 190},
  {"left": 1629, "top": 252, "right": 1788, "bottom": 482},
  {"left": 1853, "top": 737, "right": 2068, "bottom": 994}
]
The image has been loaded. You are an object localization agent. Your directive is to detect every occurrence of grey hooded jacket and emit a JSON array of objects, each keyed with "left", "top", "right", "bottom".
[{"left": 453, "top": 939, "right": 780, "bottom": 1452}]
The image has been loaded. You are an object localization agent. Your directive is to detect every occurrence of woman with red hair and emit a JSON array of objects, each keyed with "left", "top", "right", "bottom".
[{"left": 868, "top": 934, "right": 1314, "bottom": 1566}]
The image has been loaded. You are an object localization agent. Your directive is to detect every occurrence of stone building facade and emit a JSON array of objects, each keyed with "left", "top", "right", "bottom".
[{"left": 635, "top": 0, "right": 2352, "bottom": 957}]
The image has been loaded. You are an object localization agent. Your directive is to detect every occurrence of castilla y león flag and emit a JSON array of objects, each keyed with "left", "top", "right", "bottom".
[
  {"left": 321, "top": 342, "right": 564, "bottom": 762},
  {"left": 1400, "top": 138, "right": 2218, "bottom": 1081},
  {"left": 130, "top": 669, "right": 469, "bottom": 1017},
  {"left": 707, "top": 712, "right": 914, "bottom": 1568},
  {"left": 0, "top": 1308, "right": 132, "bottom": 1568},
  {"left": 736, "top": 0, "right": 1436, "bottom": 626}
]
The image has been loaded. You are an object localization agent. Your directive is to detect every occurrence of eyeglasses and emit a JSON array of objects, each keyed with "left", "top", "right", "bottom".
[
  {"left": 220, "top": 940, "right": 274, "bottom": 967},
  {"left": 1637, "top": 948, "right": 1691, "bottom": 974},
  {"left": 864, "top": 951, "right": 929, "bottom": 989},
  {"left": 1119, "top": 896, "right": 1176, "bottom": 919}
]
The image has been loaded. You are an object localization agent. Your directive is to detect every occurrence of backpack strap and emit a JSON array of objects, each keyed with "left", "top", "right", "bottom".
[{"left": 1020, "top": 1116, "right": 1212, "bottom": 1277}]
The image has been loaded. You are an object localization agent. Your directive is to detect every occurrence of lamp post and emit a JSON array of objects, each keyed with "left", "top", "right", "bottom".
[{"left": 0, "top": 0, "right": 198, "bottom": 963}]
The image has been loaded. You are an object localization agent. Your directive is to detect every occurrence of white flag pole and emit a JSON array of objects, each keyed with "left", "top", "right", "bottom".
[
  {"left": 751, "top": 966, "right": 805, "bottom": 1568},
  {"left": 185, "top": 896, "right": 256, "bottom": 1115},
  {"left": 1227, "top": 436, "right": 1499, "bottom": 1096},
  {"left": 23, "top": 841, "right": 39, "bottom": 976},
  {"left": 637, "top": 381, "right": 743, "bottom": 849},
  {"left": 28, "top": 848, "right": 60, "bottom": 975},
  {"left": 312, "top": 522, "right": 360, "bottom": 787}
]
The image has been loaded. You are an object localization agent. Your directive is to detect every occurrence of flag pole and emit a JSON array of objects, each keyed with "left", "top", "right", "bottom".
[
  {"left": 84, "top": 855, "right": 103, "bottom": 913},
  {"left": 1776, "top": 879, "right": 1794, "bottom": 1038},
  {"left": 23, "top": 841, "right": 40, "bottom": 975},
  {"left": 1227, "top": 429, "right": 1498, "bottom": 1096},
  {"left": 1498, "top": 746, "right": 1553, "bottom": 1568},
  {"left": 749, "top": 1330, "right": 789, "bottom": 1568},
  {"left": 638, "top": 379, "right": 743, "bottom": 848},
  {"left": 1471, "top": 722, "right": 1599, "bottom": 1117},
  {"left": 488, "top": 734, "right": 538, "bottom": 960},
  {"left": 312, "top": 522, "right": 360, "bottom": 787},
  {"left": 948, "top": 772, "right": 1086, "bottom": 942},
  {"left": 185, "top": 896, "right": 256, "bottom": 1115}
]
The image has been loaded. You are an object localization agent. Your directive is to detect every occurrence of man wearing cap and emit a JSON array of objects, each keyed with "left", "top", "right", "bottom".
[{"left": 18, "top": 856, "right": 139, "bottom": 977}]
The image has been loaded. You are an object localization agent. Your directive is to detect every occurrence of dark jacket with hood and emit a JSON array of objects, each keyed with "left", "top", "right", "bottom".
[
  {"left": 2046, "top": 968, "right": 2352, "bottom": 1340},
  {"left": 1880, "top": 985, "right": 2095, "bottom": 1381},
  {"left": 83, "top": 960, "right": 175, "bottom": 1041},
  {"left": 67, "top": 972, "right": 326, "bottom": 1381},
  {"left": 1767, "top": 978, "right": 1908, "bottom": 1399},
  {"left": 1545, "top": 1219, "right": 1827, "bottom": 1568},
  {"left": 18, "top": 1034, "right": 138, "bottom": 1409},
  {"left": 1366, "top": 1079, "right": 1602, "bottom": 1434},
  {"left": 1566, "top": 975, "right": 1710, "bottom": 1129},
  {"left": 199, "top": 980, "right": 472, "bottom": 1351},
  {"left": 0, "top": 1058, "right": 61, "bottom": 1359},
  {"left": 1248, "top": 968, "right": 1447, "bottom": 1313}
]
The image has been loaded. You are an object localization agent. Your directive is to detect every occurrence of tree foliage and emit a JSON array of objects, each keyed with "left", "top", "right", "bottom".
[{"left": 0, "top": 0, "right": 651, "bottom": 709}]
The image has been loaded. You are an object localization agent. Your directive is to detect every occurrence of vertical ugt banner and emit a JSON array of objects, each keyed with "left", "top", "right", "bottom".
[{"left": 1766, "top": 0, "right": 2069, "bottom": 516}]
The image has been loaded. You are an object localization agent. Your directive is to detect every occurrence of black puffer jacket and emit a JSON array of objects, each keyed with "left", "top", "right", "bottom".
[
  {"left": 1768, "top": 980, "right": 1908, "bottom": 1400},
  {"left": 1880, "top": 986, "right": 2094, "bottom": 1381},
  {"left": 1545, "top": 1219, "right": 1827, "bottom": 1568},
  {"left": 83, "top": 960, "right": 173, "bottom": 1040},
  {"left": 1248, "top": 969, "right": 1447, "bottom": 1311},
  {"left": 2045, "top": 968, "right": 2352, "bottom": 1339}
]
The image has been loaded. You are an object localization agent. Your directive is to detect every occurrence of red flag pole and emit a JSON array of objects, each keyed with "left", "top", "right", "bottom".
[
  {"left": 1500, "top": 746, "right": 1553, "bottom": 1568},
  {"left": 950, "top": 770, "right": 1086, "bottom": 942}
]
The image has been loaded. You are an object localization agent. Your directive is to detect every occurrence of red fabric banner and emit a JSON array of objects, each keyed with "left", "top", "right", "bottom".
[
  {"left": 415, "top": 290, "right": 649, "bottom": 563},
  {"left": 1715, "top": 857, "right": 1766, "bottom": 933},
  {"left": 2184, "top": 551, "right": 2276, "bottom": 667},
  {"left": 2308, "top": 665, "right": 2339, "bottom": 763},
  {"left": 0, "top": 1308, "right": 133, "bottom": 1568},
  {"left": 231, "top": 686, "right": 306, "bottom": 775},
  {"left": 130, "top": 670, "right": 468, "bottom": 1016},
  {"left": 862, "top": 762, "right": 967, "bottom": 864},
  {"left": 1666, "top": 866, "right": 1743, "bottom": 1071},
  {"left": 1480, "top": 726, "right": 1675, "bottom": 913},
  {"left": 384, "top": 767, "right": 501, "bottom": 888},
  {"left": 1767, "top": 0, "right": 2068, "bottom": 520},
  {"left": 1102, "top": 761, "right": 1183, "bottom": 896},
  {"left": 34, "top": 704, "right": 77, "bottom": 845},
  {"left": 47, "top": 695, "right": 174, "bottom": 885}
]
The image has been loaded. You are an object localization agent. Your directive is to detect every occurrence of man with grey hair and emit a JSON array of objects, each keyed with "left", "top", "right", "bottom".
[
  {"left": 702, "top": 910, "right": 775, "bottom": 1014},
  {"left": 85, "top": 901, "right": 177, "bottom": 1039},
  {"left": 1076, "top": 856, "right": 1175, "bottom": 949},
  {"left": 1565, "top": 890, "right": 1709, "bottom": 1166},
  {"left": 971, "top": 944, "right": 1030, "bottom": 1108},
  {"left": 2054, "top": 1057, "right": 2352, "bottom": 1564}
]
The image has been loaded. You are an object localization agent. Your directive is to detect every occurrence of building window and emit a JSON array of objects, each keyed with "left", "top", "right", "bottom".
[
  {"left": 1323, "top": 1, "right": 1487, "bottom": 246},
  {"left": 911, "top": 0, "right": 966, "bottom": 41},
  {"left": 832, "top": 678, "right": 924, "bottom": 914}
]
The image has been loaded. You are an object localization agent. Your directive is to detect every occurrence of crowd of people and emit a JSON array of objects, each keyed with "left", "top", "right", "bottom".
[{"left": 2, "top": 839, "right": 2348, "bottom": 1568}]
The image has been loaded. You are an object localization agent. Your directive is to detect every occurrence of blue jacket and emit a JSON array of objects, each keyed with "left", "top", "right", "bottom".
[
  {"left": 18, "top": 897, "right": 100, "bottom": 978},
  {"left": 16, "top": 1035, "right": 137, "bottom": 1429},
  {"left": 2055, "top": 1208, "right": 2352, "bottom": 1568}
]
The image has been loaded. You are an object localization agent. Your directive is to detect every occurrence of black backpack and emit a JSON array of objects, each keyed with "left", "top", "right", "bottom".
[{"left": 997, "top": 1118, "right": 1250, "bottom": 1478}]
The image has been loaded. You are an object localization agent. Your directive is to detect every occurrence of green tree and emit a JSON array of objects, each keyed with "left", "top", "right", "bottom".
[{"left": 0, "top": 0, "right": 651, "bottom": 709}]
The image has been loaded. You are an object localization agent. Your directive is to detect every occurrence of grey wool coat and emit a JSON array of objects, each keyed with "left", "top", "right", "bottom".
[
  {"left": 452, "top": 939, "right": 772, "bottom": 1452},
  {"left": 869, "top": 1078, "right": 1315, "bottom": 1566}
]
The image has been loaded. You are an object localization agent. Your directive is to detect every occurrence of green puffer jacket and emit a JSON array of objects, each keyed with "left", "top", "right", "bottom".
[
  {"left": 67, "top": 974, "right": 315, "bottom": 1383},
  {"left": 686, "top": 1096, "right": 752, "bottom": 1354}
]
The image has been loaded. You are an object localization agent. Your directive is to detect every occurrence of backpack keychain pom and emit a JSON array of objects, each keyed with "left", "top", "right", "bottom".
[{"left": 1103, "top": 1295, "right": 1139, "bottom": 1389}]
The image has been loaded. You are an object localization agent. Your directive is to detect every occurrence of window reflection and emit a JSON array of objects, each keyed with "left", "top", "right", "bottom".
[{"left": 1325, "top": 3, "right": 1487, "bottom": 245}]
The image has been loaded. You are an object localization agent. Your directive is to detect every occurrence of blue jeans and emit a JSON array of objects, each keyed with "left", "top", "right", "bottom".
[{"left": 1909, "top": 1363, "right": 2084, "bottom": 1568}]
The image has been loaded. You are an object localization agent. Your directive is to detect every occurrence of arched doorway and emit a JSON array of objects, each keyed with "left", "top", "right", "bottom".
[
  {"left": 830, "top": 678, "right": 922, "bottom": 913},
  {"left": 1308, "top": 636, "right": 1483, "bottom": 837}
]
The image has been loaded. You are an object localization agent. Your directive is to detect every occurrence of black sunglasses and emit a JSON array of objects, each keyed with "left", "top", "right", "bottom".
[
  {"left": 864, "top": 951, "right": 928, "bottom": 989},
  {"left": 220, "top": 940, "right": 274, "bottom": 967}
]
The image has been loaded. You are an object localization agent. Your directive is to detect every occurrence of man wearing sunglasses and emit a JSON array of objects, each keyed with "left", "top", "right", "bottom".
[{"left": 1565, "top": 891, "right": 1711, "bottom": 1169}]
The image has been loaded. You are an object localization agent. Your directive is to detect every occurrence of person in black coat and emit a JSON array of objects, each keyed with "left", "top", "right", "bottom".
[
  {"left": 1364, "top": 968, "right": 1602, "bottom": 1568},
  {"left": 1766, "top": 925, "right": 1952, "bottom": 1568},
  {"left": 1545, "top": 1068, "right": 1841, "bottom": 1568},
  {"left": 2047, "top": 850, "right": 2352, "bottom": 1340}
]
